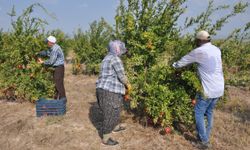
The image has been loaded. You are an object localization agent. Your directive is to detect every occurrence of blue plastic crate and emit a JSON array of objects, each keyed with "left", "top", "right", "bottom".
[{"left": 36, "top": 97, "right": 67, "bottom": 117}]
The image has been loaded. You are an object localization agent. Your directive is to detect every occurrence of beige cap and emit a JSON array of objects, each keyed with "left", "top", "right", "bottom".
[
  {"left": 47, "top": 35, "right": 57, "bottom": 43},
  {"left": 196, "top": 30, "right": 210, "bottom": 40}
]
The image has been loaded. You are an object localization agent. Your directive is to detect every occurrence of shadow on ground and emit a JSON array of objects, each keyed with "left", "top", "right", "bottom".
[
  {"left": 233, "top": 109, "right": 250, "bottom": 122},
  {"left": 88, "top": 102, "right": 103, "bottom": 139}
]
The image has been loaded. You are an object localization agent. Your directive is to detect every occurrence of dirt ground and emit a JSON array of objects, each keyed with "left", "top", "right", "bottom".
[{"left": 0, "top": 63, "right": 249, "bottom": 150}]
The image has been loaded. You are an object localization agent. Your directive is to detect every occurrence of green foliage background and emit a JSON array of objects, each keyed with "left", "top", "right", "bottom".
[
  {"left": 114, "top": 0, "right": 250, "bottom": 128},
  {"left": 72, "top": 18, "right": 114, "bottom": 74},
  {"left": 70, "top": 0, "right": 250, "bottom": 129},
  {"left": 0, "top": 4, "right": 71, "bottom": 101},
  {"left": 0, "top": 0, "right": 249, "bottom": 130}
]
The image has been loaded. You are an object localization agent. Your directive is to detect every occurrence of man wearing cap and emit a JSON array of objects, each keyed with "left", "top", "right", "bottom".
[
  {"left": 38, "top": 36, "right": 66, "bottom": 100},
  {"left": 172, "top": 31, "right": 224, "bottom": 149}
]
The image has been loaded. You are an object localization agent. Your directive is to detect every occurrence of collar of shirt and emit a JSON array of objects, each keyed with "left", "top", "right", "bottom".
[
  {"left": 200, "top": 42, "right": 212, "bottom": 47},
  {"left": 49, "top": 44, "right": 57, "bottom": 51}
]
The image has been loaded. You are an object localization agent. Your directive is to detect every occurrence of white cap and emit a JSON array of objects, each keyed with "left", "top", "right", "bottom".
[
  {"left": 47, "top": 35, "right": 56, "bottom": 43},
  {"left": 196, "top": 30, "right": 210, "bottom": 40}
]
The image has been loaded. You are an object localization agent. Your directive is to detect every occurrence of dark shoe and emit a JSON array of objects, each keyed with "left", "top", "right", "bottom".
[
  {"left": 191, "top": 140, "right": 211, "bottom": 150},
  {"left": 197, "top": 141, "right": 212, "bottom": 149},
  {"left": 102, "top": 138, "right": 119, "bottom": 146},
  {"left": 112, "top": 126, "right": 126, "bottom": 133}
]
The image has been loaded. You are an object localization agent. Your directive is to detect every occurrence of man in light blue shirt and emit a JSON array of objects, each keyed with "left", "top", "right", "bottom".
[
  {"left": 38, "top": 36, "right": 66, "bottom": 100},
  {"left": 173, "top": 31, "right": 224, "bottom": 149}
]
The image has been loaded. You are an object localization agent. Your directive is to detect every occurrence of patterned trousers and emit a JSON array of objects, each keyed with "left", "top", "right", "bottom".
[{"left": 96, "top": 88, "right": 123, "bottom": 135}]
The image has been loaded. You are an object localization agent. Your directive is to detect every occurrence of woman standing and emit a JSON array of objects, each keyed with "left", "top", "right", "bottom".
[{"left": 96, "top": 40, "right": 130, "bottom": 146}]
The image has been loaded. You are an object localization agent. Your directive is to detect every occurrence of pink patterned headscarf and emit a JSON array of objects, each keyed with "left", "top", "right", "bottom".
[{"left": 108, "top": 40, "right": 127, "bottom": 56}]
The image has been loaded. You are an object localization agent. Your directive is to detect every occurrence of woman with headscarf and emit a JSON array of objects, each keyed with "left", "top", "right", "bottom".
[{"left": 96, "top": 40, "right": 131, "bottom": 146}]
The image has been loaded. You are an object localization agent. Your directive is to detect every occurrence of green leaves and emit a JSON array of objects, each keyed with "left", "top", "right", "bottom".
[
  {"left": 184, "top": 0, "right": 248, "bottom": 37},
  {"left": 0, "top": 4, "right": 56, "bottom": 101},
  {"left": 233, "top": 2, "right": 248, "bottom": 14},
  {"left": 73, "top": 18, "right": 114, "bottom": 74},
  {"left": 114, "top": 0, "right": 249, "bottom": 129},
  {"left": 115, "top": 0, "right": 197, "bottom": 128},
  {"left": 130, "top": 64, "right": 199, "bottom": 127}
]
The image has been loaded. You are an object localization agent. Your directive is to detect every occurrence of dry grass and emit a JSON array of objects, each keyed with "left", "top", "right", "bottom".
[
  {"left": 211, "top": 86, "right": 250, "bottom": 150},
  {"left": 212, "top": 111, "right": 250, "bottom": 150},
  {"left": 0, "top": 63, "right": 249, "bottom": 150}
]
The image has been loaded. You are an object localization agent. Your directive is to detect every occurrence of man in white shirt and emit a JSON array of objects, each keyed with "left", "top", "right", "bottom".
[{"left": 173, "top": 31, "right": 224, "bottom": 149}]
